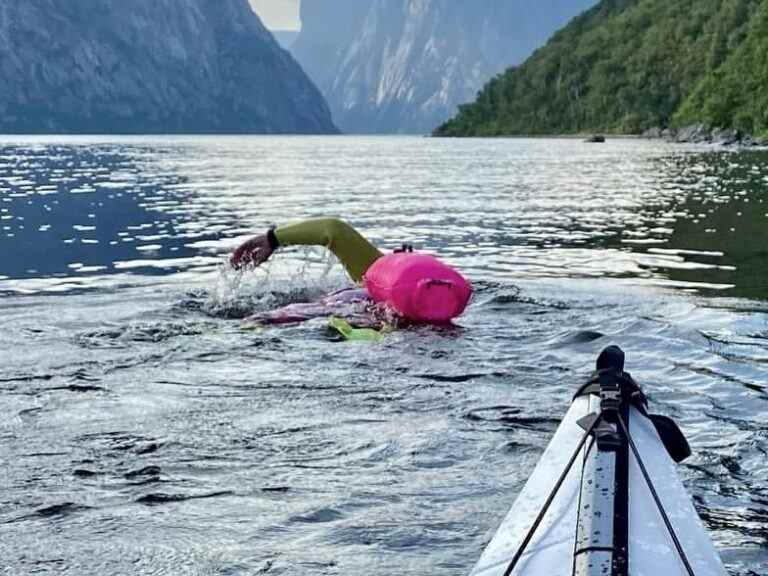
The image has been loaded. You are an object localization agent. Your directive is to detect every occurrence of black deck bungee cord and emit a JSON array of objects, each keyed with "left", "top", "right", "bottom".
[
  {"left": 501, "top": 413, "right": 603, "bottom": 576},
  {"left": 617, "top": 413, "right": 697, "bottom": 576}
]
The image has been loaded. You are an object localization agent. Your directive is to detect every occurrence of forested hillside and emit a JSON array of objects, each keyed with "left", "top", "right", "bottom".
[
  {"left": 675, "top": 1, "right": 768, "bottom": 137},
  {"left": 435, "top": 0, "right": 765, "bottom": 137}
]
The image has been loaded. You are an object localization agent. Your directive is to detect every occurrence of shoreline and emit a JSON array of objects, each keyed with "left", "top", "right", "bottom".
[
  {"left": 433, "top": 124, "right": 768, "bottom": 147},
  {"left": 0, "top": 130, "right": 764, "bottom": 148}
]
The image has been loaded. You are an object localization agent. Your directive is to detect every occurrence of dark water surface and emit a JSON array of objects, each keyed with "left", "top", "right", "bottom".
[{"left": 0, "top": 136, "right": 766, "bottom": 575}]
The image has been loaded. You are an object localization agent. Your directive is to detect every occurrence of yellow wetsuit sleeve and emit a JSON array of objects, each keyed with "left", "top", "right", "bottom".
[{"left": 274, "top": 218, "right": 383, "bottom": 282}]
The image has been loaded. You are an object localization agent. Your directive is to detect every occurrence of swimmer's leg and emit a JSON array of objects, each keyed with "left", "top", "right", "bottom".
[{"left": 275, "top": 218, "right": 383, "bottom": 282}]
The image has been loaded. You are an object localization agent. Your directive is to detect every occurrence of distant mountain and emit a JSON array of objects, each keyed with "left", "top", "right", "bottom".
[
  {"left": 290, "top": 0, "right": 373, "bottom": 117},
  {"left": 0, "top": 0, "right": 337, "bottom": 134},
  {"left": 290, "top": 0, "right": 598, "bottom": 134},
  {"left": 436, "top": 0, "right": 768, "bottom": 139}
]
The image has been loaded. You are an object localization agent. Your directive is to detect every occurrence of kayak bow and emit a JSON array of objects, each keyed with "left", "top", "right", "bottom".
[{"left": 471, "top": 346, "right": 726, "bottom": 576}]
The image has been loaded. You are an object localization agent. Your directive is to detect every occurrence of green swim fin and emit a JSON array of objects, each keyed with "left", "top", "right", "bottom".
[{"left": 328, "top": 317, "right": 384, "bottom": 342}]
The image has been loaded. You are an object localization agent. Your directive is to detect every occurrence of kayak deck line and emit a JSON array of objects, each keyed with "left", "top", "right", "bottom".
[
  {"left": 469, "top": 345, "right": 727, "bottom": 576},
  {"left": 500, "top": 411, "right": 604, "bottom": 576},
  {"left": 616, "top": 412, "right": 696, "bottom": 576}
]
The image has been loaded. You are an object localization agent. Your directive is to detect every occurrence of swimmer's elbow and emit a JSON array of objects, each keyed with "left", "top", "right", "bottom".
[
  {"left": 275, "top": 217, "right": 352, "bottom": 248},
  {"left": 321, "top": 218, "right": 354, "bottom": 243}
]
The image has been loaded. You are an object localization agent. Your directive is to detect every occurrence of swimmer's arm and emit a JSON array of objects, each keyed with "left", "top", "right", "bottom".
[
  {"left": 231, "top": 218, "right": 382, "bottom": 283},
  {"left": 276, "top": 218, "right": 383, "bottom": 282}
]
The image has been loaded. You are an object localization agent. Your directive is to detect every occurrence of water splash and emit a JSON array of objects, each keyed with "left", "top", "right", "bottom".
[{"left": 198, "top": 247, "right": 351, "bottom": 320}]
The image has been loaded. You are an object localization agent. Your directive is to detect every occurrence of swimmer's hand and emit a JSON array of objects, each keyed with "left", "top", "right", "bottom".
[{"left": 230, "top": 234, "right": 274, "bottom": 269}]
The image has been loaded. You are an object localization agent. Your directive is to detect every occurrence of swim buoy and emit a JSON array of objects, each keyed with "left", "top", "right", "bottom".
[{"left": 363, "top": 253, "right": 472, "bottom": 323}]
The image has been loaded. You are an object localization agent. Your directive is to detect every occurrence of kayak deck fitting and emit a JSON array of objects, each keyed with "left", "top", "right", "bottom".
[{"left": 470, "top": 346, "right": 726, "bottom": 576}]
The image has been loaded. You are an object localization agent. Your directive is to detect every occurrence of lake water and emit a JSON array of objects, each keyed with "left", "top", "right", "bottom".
[{"left": 0, "top": 136, "right": 766, "bottom": 575}]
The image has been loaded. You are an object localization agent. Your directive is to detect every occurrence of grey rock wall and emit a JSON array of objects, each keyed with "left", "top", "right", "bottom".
[
  {"left": 291, "top": 0, "right": 598, "bottom": 134},
  {"left": 0, "top": 0, "right": 337, "bottom": 134},
  {"left": 642, "top": 125, "right": 767, "bottom": 146}
]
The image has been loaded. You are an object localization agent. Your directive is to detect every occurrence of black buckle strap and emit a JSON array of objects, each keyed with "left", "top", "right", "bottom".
[
  {"left": 574, "top": 367, "right": 689, "bottom": 462},
  {"left": 573, "top": 370, "right": 647, "bottom": 409},
  {"left": 595, "top": 370, "right": 624, "bottom": 452}
]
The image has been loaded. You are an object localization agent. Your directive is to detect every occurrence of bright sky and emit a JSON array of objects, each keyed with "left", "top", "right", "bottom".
[{"left": 248, "top": 0, "right": 300, "bottom": 30}]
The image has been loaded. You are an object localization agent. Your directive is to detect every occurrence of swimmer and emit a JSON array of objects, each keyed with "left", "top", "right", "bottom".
[{"left": 230, "top": 218, "right": 472, "bottom": 326}]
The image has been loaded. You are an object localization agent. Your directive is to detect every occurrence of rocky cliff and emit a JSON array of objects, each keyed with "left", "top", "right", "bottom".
[
  {"left": 290, "top": 0, "right": 597, "bottom": 134},
  {"left": 0, "top": 0, "right": 337, "bottom": 134}
]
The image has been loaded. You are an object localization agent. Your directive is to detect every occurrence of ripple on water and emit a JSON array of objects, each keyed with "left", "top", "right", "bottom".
[{"left": 1, "top": 138, "right": 767, "bottom": 575}]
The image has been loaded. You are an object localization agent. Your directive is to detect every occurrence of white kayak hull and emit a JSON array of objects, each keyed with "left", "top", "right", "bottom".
[{"left": 470, "top": 393, "right": 727, "bottom": 576}]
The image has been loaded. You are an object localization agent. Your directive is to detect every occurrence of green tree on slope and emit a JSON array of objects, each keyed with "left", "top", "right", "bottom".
[{"left": 675, "top": 1, "right": 768, "bottom": 136}]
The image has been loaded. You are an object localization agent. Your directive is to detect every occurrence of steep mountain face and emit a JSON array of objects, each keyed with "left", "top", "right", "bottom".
[
  {"left": 291, "top": 0, "right": 598, "bottom": 134},
  {"left": 0, "top": 0, "right": 337, "bottom": 134},
  {"left": 435, "top": 0, "right": 766, "bottom": 137},
  {"left": 290, "top": 0, "right": 373, "bottom": 112}
]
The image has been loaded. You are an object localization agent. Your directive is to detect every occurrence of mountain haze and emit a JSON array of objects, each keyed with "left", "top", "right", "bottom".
[
  {"left": 291, "top": 0, "right": 598, "bottom": 134},
  {"left": 436, "top": 0, "right": 767, "bottom": 138},
  {"left": 0, "top": 0, "right": 337, "bottom": 134},
  {"left": 272, "top": 30, "right": 300, "bottom": 49}
]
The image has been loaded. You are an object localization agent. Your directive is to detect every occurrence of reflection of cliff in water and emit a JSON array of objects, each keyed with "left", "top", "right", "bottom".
[{"left": 623, "top": 151, "right": 768, "bottom": 301}]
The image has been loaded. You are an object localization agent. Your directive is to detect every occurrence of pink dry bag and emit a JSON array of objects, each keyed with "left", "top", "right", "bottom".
[{"left": 363, "top": 253, "right": 472, "bottom": 323}]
